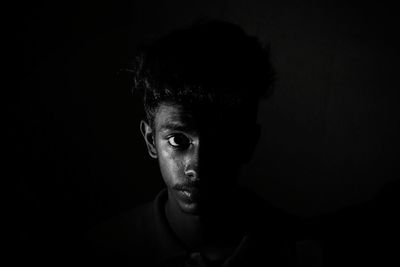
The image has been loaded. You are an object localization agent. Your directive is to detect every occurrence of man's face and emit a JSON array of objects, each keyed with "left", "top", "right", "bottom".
[{"left": 141, "top": 102, "right": 258, "bottom": 215}]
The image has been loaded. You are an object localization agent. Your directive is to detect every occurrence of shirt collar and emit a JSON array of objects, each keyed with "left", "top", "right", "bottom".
[{"left": 150, "top": 188, "right": 256, "bottom": 265}]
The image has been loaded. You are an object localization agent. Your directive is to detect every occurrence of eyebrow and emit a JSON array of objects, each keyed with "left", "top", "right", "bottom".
[{"left": 160, "top": 122, "right": 193, "bottom": 132}]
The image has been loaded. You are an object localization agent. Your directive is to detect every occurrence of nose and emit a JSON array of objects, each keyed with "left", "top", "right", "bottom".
[
  {"left": 184, "top": 159, "right": 198, "bottom": 181},
  {"left": 184, "top": 168, "right": 197, "bottom": 180},
  {"left": 183, "top": 146, "right": 199, "bottom": 181}
]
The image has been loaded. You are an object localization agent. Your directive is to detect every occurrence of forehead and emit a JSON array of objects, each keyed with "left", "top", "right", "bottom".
[
  {"left": 154, "top": 103, "right": 196, "bottom": 131},
  {"left": 154, "top": 102, "right": 231, "bottom": 133},
  {"left": 153, "top": 101, "right": 253, "bottom": 134}
]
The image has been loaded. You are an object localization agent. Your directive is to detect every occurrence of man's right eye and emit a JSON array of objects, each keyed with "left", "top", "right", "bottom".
[{"left": 167, "top": 134, "right": 191, "bottom": 149}]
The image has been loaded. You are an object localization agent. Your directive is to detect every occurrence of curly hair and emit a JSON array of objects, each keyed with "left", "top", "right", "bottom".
[{"left": 130, "top": 20, "right": 275, "bottom": 127}]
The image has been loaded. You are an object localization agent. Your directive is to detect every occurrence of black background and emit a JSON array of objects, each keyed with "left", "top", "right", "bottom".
[{"left": 9, "top": 0, "right": 399, "bottom": 264}]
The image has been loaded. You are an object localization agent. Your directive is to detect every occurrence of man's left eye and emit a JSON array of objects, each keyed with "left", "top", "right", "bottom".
[{"left": 168, "top": 134, "right": 191, "bottom": 149}]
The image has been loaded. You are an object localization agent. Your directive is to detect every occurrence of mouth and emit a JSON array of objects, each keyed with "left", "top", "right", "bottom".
[{"left": 176, "top": 187, "right": 200, "bottom": 202}]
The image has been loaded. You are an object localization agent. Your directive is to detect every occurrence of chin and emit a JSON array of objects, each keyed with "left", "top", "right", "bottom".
[{"left": 179, "top": 201, "right": 200, "bottom": 215}]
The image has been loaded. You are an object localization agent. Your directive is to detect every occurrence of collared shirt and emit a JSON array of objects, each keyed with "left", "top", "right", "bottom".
[{"left": 86, "top": 188, "right": 299, "bottom": 266}]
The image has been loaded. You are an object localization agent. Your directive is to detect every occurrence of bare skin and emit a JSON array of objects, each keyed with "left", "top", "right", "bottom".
[{"left": 140, "top": 102, "right": 259, "bottom": 252}]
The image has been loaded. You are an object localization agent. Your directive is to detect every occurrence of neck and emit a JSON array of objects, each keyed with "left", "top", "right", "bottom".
[
  {"left": 164, "top": 191, "right": 243, "bottom": 250},
  {"left": 165, "top": 198, "right": 205, "bottom": 249}
]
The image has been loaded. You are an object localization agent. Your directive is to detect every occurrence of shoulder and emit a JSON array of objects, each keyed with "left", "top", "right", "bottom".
[
  {"left": 86, "top": 201, "right": 155, "bottom": 249},
  {"left": 232, "top": 188, "right": 304, "bottom": 265},
  {"left": 83, "top": 200, "right": 159, "bottom": 267},
  {"left": 236, "top": 187, "right": 301, "bottom": 238}
]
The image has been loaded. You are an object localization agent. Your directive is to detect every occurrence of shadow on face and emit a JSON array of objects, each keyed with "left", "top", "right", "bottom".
[{"left": 141, "top": 102, "right": 260, "bottom": 215}]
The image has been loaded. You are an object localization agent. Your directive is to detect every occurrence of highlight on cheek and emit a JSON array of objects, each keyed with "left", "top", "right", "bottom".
[{"left": 160, "top": 148, "right": 170, "bottom": 158}]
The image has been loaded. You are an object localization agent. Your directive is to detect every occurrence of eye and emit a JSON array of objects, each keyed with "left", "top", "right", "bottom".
[{"left": 168, "top": 134, "right": 191, "bottom": 149}]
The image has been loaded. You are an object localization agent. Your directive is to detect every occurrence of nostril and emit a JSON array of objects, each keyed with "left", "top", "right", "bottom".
[{"left": 184, "top": 170, "right": 197, "bottom": 179}]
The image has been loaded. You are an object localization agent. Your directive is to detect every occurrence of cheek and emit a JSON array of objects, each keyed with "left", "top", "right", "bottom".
[{"left": 157, "top": 144, "right": 185, "bottom": 185}]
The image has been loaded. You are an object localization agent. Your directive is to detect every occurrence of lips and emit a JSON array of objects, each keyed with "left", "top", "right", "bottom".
[{"left": 176, "top": 187, "right": 199, "bottom": 202}]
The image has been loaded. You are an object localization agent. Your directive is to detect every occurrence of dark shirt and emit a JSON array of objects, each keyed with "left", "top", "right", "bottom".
[{"left": 85, "top": 188, "right": 301, "bottom": 266}]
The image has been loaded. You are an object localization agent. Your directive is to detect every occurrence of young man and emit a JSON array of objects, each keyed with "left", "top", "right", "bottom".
[{"left": 87, "top": 20, "right": 299, "bottom": 266}]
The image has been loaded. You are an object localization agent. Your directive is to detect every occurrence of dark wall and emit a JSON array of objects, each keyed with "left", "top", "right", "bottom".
[{"left": 9, "top": 0, "right": 399, "bottom": 251}]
